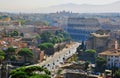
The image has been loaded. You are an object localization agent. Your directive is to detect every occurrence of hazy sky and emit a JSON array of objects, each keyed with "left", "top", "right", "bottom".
[{"left": 0, "top": 0, "right": 120, "bottom": 11}]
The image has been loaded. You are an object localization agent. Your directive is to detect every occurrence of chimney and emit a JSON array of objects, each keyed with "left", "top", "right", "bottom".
[{"left": 115, "top": 40, "right": 118, "bottom": 50}]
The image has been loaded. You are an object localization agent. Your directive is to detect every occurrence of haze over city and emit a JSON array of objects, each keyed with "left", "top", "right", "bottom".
[
  {"left": 0, "top": 0, "right": 120, "bottom": 13},
  {"left": 1, "top": 0, "right": 120, "bottom": 78}
]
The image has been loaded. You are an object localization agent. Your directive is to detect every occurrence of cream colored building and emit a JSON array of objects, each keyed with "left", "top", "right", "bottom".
[
  {"left": 99, "top": 50, "right": 120, "bottom": 68},
  {"left": 86, "top": 32, "right": 110, "bottom": 53}
]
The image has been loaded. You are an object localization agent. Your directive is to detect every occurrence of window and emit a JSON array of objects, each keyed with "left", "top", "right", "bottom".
[{"left": 108, "top": 58, "right": 110, "bottom": 61}]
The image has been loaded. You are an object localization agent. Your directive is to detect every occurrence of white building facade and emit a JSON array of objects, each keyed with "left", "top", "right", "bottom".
[{"left": 99, "top": 50, "right": 120, "bottom": 68}]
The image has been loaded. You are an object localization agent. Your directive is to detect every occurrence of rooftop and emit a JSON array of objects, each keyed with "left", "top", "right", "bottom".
[
  {"left": 91, "top": 33, "right": 109, "bottom": 38},
  {"left": 99, "top": 49, "right": 120, "bottom": 56}
]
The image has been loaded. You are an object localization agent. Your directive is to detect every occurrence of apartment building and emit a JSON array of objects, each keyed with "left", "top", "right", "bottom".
[
  {"left": 99, "top": 50, "right": 120, "bottom": 68},
  {"left": 99, "top": 40, "right": 120, "bottom": 68}
]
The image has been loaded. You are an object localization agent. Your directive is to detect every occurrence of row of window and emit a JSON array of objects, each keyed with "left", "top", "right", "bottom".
[{"left": 67, "top": 29, "right": 93, "bottom": 34}]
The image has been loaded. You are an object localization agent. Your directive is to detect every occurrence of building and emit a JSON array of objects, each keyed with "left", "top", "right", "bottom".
[
  {"left": 2, "top": 25, "right": 62, "bottom": 38},
  {"left": 98, "top": 40, "right": 120, "bottom": 68},
  {"left": 3, "top": 25, "right": 35, "bottom": 34},
  {"left": 86, "top": 30, "right": 110, "bottom": 53},
  {"left": 99, "top": 50, "right": 120, "bottom": 68},
  {"left": 35, "top": 26, "right": 62, "bottom": 34},
  {"left": 60, "top": 63, "right": 101, "bottom": 78},
  {"left": 67, "top": 17, "right": 101, "bottom": 41},
  {"left": 111, "top": 30, "right": 120, "bottom": 47}
]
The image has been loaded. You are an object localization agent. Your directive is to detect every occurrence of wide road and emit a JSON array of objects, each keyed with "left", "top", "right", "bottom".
[{"left": 34, "top": 42, "right": 80, "bottom": 71}]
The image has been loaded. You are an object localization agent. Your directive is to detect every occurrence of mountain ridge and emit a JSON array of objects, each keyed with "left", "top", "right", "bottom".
[
  {"left": 1, "top": 1, "right": 120, "bottom": 13},
  {"left": 34, "top": 1, "right": 120, "bottom": 13}
]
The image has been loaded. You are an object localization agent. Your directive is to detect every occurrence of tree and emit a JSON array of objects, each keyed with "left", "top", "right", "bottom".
[
  {"left": 18, "top": 19, "right": 26, "bottom": 25},
  {"left": 40, "top": 32, "right": 52, "bottom": 43},
  {"left": 43, "top": 21, "right": 49, "bottom": 26},
  {"left": 7, "top": 46, "right": 15, "bottom": 55},
  {"left": 6, "top": 46, "right": 15, "bottom": 61},
  {"left": 38, "top": 43, "right": 54, "bottom": 51},
  {"left": 85, "top": 49, "right": 96, "bottom": 63},
  {"left": 114, "top": 69, "right": 120, "bottom": 78},
  {"left": 0, "top": 50, "right": 5, "bottom": 63},
  {"left": 18, "top": 48, "right": 33, "bottom": 63},
  {"left": 0, "top": 56, "right": 5, "bottom": 64},
  {"left": 77, "top": 41, "right": 86, "bottom": 53},
  {"left": 10, "top": 55, "right": 17, "bottom": 61},
  {"left": 36, "top": 35, "right": 41, "bottom": 39},
  {"left": 36, "top": 35, "right": 41, "bottom": 44},
  {"left": 77, "top": 45, "right": 82, "bottom": 52},
  {"left": 0, "top": 50, "right": 5, "bottom": 56},
  {"left": 10, "top": 71, "right": 29, "bottom": 78},
  {"left": 10, "top": 30, "right": 19, "bottom": 37},
  {"left": 111, "top": 66, "right": 118, "bottom": 77},
  {"left": 85, "top": 49, "right": 96, "bottom": 57},
  {"left": 40, "top": 30, "right": 71, "bottom": 44},
  {"left": 38, "top": 43, "right": 54, "bottom": 55},
  {"left": 81, "top": 41, "right": 86, "bottom": 51},
  {"left": 10, "top": 66, "right": 51, "bottom": 78},
  {"left": 62, "top": 31, "right": 71, "bottom": 41},
  {"left": 84, "top": 61, "right": 90, "bottom": 71},
  {"left": 96, "top": 57, "right": 106, "bottom": 72},
  {"left": 85, "top": 49, "right": 96, "bottom": 54}
]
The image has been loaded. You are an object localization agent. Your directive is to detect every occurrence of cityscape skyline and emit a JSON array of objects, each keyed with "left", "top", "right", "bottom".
[
  {"left": 1, "top": 1, "right": 120, "bottom": 77},
  {"left": 0, "top": 0, "right": 120, "bottom": 13}
]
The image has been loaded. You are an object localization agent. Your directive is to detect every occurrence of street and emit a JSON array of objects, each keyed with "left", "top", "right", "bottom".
[{"left": 34, "top": 42, "right": 80, "bottom": 71}]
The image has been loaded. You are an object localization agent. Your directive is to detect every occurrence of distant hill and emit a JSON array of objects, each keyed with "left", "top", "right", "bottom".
[{"left": 34, "top": 1, "right": 120, "bottom": 13}]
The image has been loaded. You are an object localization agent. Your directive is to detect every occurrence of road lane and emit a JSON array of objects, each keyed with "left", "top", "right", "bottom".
[{"left": 33, "top": 42, "right": 80, "bottom": 71}]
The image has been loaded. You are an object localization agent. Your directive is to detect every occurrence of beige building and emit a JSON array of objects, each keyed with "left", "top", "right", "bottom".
[
  {"left": 35, "top": 26, "right": 62, "bottom": 34},
  {"left": 98, "top": 40, "right": 120, "bottom": 68},
  {"left": 86, "top": 32, "right": 110, "bottom": 53},
  {"left": 60, "top": 63, "right": 102, "bottom": 78},
  {"left": 99, "top": 50, "right": 120, "bottom": 68}
]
